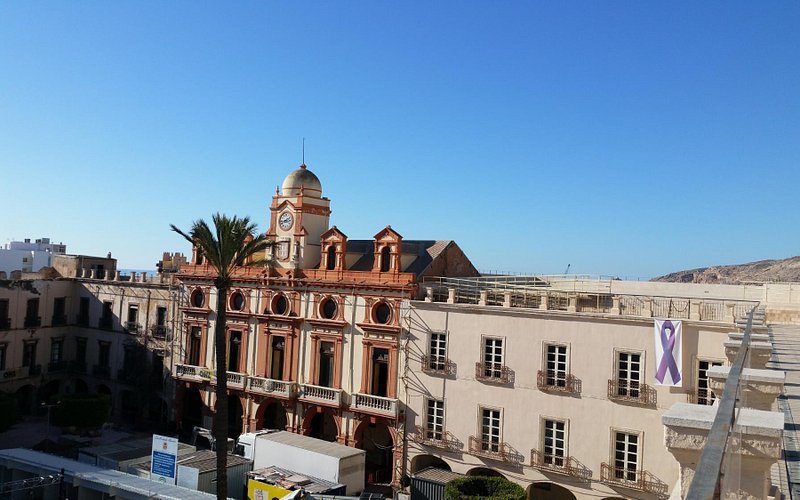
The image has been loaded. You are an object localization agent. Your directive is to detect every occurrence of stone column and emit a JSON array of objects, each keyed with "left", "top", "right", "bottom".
[
  {"left": 503, "top": 292, "right": 511, "bottom": 308},
  {"left": 707, "top": 366, "right": 785, "bottom": 411},
  {"left": 724, "top": 340, "right": 773, "bottom": 369},
  {"left": 690, "top": 301, "right": 701, "bottom": 321},
  {"left": 610, "top": 296, "right": 621, "bottom": 315},
  {"left": 447, "top": 288, "right": 456, "bottom": 304},
  {"left": 539, "top": 293, "right": 548, "bottom": 311},
  {"left": 644, "top": 298, "right": 653, "bottom": 318},
  {"left": 663, "top": 403, "right": 784, "bottom": 500},
  {"left": 90, "top": 269, "right": 97, "bottom": 279},
  {"left": 479, "top": 291, "right": 487, "bottom": 306},
  {"left": 567, "top": 295, "right": 577, "bottom": 313},
  {"left": 724, "top": 303, "right": 736, "bottom": 324},
  {"left": 424, "top": 287, "right": 433, "bottom": 302}
]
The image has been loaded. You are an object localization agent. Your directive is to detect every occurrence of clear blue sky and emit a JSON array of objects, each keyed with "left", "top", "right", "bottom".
[{"left": 2, "top": 2, "right": 798, "bottom": 278}]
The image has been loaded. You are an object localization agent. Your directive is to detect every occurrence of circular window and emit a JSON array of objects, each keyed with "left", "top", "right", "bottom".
[
  {"left": 320, "top": 298, "right": 337, "bottom": 320},
  {"left": 272, "top": 295, "right": 289, "bottom": 316},
  {"left": 231, "top": 292, "right": 245, "bottom": 311},
  {"left": 191, "top": 289, "right": 205, "bottom": 308},
  {"left": 374, "top": 302, "right": 392, "bottom": 324}
]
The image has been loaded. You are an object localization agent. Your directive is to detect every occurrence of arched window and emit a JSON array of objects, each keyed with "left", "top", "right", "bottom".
[{"left": 326, "top": 246, "right": 337, "bottom": 270}]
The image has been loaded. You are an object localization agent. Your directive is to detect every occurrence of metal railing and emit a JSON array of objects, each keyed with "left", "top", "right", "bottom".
[
  {"left": 537, "top": 370, "right": 581, "bottom": 394},
  {"left": 421, "top": 355, "right": 456, "bottom": 376},
  {"left": 475, "top": 362, "right": 514, "bottom": 385},
  {"left": 468, "top": 436, "right": 523, "bottom": 464},
  {"left": 607, "top": 379, "right": 657, "bottom": 406},
  {"left": 685, "top": 306, "right": 758, "bottom": 500},
  {"left": 600, "top": 463, "right": 668, "bottom": 496},
  {"left": 530, "top": 449, "right": 592, "bottom": 481},
  {"left": 411, "top": 425, "right": 462, "bottom": 451}
]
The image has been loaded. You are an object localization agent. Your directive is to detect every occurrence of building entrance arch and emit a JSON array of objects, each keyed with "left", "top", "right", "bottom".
[
  {"left": 227, "top": 396, "right": 244, "bottom": 439},
  {"left": 301, "top": 406, "right": 339, "bottom": 442},
  {"left": 180, "top": 386, "right": 204, "bottom": 437},
  {"left": 466, "top": 467, "right": 505, "bottom": 479},
  {"left": 527, "top": 482, "right": 577, "bottom": 500},
  {"left": 353, "top": 417, "right": 396, "bottom": 485},
  {"left": 255, "top": 399, "right": 288, "bottom": 431},
  {"left": 410, "top": 454, "right": 451, "bottom": 474}
]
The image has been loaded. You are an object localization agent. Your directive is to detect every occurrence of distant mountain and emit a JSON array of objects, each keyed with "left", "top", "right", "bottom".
[{"left": 652, "top": 256, "right": 800, "bottom": 284}]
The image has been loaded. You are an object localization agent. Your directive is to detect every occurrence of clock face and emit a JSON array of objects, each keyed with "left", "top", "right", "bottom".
[{"left": 278, "top": 212, "right": 293, "bottom": 230}]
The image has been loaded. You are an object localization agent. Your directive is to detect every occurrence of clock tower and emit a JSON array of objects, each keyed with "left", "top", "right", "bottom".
[{"left": 267, "top": 164, "right": 331, "bottom": 270}]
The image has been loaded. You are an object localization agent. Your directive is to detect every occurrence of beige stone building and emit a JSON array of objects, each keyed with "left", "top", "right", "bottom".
[{"left": 401, "top": 276, "right": 790, "bottom": 499}]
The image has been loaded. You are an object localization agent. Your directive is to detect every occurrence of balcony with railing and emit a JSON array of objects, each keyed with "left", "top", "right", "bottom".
[
  {"left": 530, "top": 449, "right": 592, "bottom": 481},
  {"left": 175, "top": 364, "right": 212, "bottom": 383},
  {"left": 150, "top": 325, "right": 169, "bottom": 339},
  {"left": 468, "top": 436, "right": 524, "bottom": 465},
  {"left": 421, "top": 355, "right": 456, "bottom": 377},
  {"left": 124, "top": 322, "right": 140, "bottom": 334},
  {"left": 351, "top": 393, "right": 399, "bottom": 418},
  {"left": 24, "top": 316, "right": 41, "bottom": 328},
  {"left": 599, "top": 463, "right": 668, "bottom": 496},
  {"left": 537, "top": 370, "right": 581, "bottom": 395},
  {"left": 92, "top": 364, "right": 110, "bottom": 378},
  {"left": 607, "top": 379, "right": 657, "bottom": 406},
  {"left": 47, "top": 360, "right": 67, "bottom": 373},
  {"left": 248, "top": 376, "right": 296, "bottom": 399},
  {"left": 51, "top": 314, "right": 67, "bottom": 327},
  {"left": 225, "top": 372, "right": 246, "bottom": 390},
  {"left": 299, "top": 383, "right": 343, "bottom": 407},
  {"left": 411, "top": 426, "right": 462, "bottom": 451},
  {"left": 68, "top": 361, "right": 86, "bottom": 374},
  {"left": 474, "top": 362, "right": 514, "bottom": 385}
]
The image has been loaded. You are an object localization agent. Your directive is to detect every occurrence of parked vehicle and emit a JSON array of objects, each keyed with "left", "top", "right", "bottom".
[{"left": 234, "top": 430, "right": 366, "bottom": 495}]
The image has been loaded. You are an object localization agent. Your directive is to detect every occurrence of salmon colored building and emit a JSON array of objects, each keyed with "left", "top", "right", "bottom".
[{"left": 172, "top": 163, "right": 477, "bottom": 485}]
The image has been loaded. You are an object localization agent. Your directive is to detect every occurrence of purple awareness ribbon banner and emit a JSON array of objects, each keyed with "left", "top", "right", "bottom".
[{"left": 655, "top": 320, "right": 681, "bottom": 384}]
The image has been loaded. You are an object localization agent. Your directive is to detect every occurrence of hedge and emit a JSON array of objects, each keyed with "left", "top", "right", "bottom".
[
  {"left": 52, "top": 394, "right": 111, "bottom": 430},
  {"left": 444, "top": 476, "right": 526, "bottom": 500}
]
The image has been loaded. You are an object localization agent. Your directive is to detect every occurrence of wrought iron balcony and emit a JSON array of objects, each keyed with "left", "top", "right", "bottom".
[
  {"left": 248, "top": 376, "right": 296, "bottom": 399},
  {"left": 530, "top": 449, "right": 592, "bottom": 481},
  {"left": 24, "top": 316, "right": 41, "bottom": 328},
  {"left": 68, "top": 361, "right": 86, "bottom": 374},
  {"left": 600, "top": 463, "right": 668, "bottom": 496},
  {"left": 421, "top": 355, "right": 456, "bottom": 376},
  {"left": 299, "top": 383, "right": 343, "bottom": 407},
  {"left": 47, "top": 360, "right": 67, "bottom": 373},
  {"left": 150, "top": 325, "right": 169, "bottom": 339},
  {"left": 92, "top": 364, "right": 111, "bottom": 378},
  {"left": 124, "top": 322, "right": 140, "bottom": 334},
  {"left": 474, "top": 362, "right": 514, "bottom": 385},
  {"left": 537, "top": 370, "right": 581, "bottom": 394},
  {"left": 175, "top": 364, "right": 212, "bottom": 383},
  {"left": 51, "top": 314, "right": 67, "bottom": 327},
  {"left": 411, "top": 426, "right": 462, "bottom": 451},
  {"left": 468, "top": 436, "right": 523, "bottom": 464},
  {"left": 0, "top": 317, "right": 9, "bottom": 330},
  {"left": 607, "top": 379, "right": 657, "bottom": 406},
  {"left": 351, "top": 393, "right": 399, "bottom": 418}
]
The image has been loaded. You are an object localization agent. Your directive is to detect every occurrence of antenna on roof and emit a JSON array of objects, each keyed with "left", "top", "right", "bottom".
[{"left": 302, "top": 137, "right": 305, "bottom": 165}]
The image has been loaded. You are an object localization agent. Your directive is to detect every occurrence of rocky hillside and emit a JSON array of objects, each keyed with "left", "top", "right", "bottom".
[{"left": 652, "top": 256, "right": 800, "bottom": 284}]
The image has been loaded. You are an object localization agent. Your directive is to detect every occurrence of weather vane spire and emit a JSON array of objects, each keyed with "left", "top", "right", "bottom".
[{"left": 302, "top": 137, "right": 305, "bottom": 166}]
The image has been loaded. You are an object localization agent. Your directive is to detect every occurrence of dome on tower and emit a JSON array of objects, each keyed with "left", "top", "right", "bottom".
[{"left": 281, "top": 164, "right": 323, "bottom": 197}]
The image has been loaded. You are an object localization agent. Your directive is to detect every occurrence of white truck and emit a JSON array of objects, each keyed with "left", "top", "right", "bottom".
[{"left": 234, "top": 430, "right": 366, "bottom": 495}]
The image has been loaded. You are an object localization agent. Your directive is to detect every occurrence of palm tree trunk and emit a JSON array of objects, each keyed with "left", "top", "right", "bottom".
[{"left": 214, "top": 286, "right": 229, "bottom": 500}]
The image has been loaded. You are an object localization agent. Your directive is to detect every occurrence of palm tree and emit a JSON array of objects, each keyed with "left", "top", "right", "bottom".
[{"left": 172, "top": 213, "right": 271, "bottom": 500}]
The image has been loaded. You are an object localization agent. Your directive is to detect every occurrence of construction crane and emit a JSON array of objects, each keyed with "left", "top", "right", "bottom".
[{"left": 564, "top": 264, "right": 571, "bottom": 275}]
